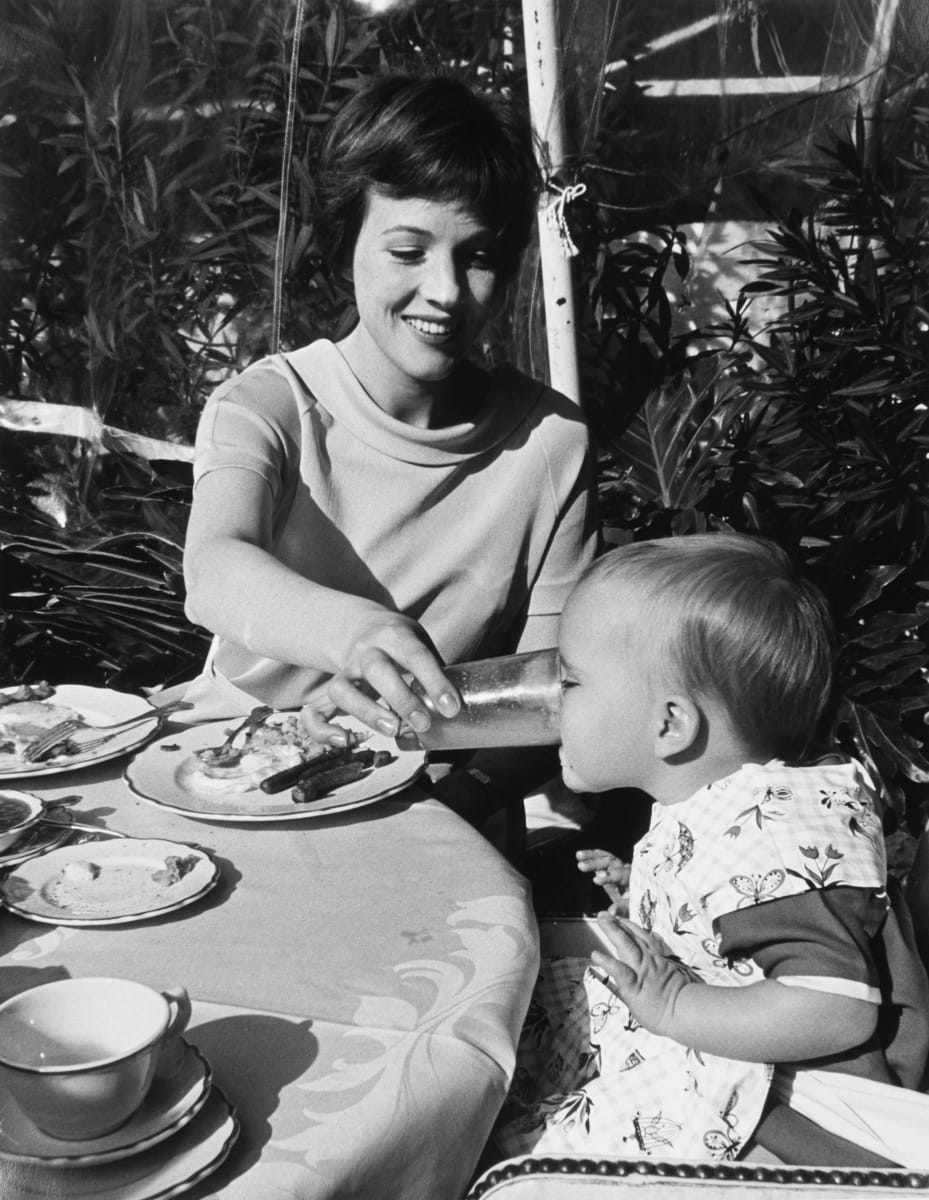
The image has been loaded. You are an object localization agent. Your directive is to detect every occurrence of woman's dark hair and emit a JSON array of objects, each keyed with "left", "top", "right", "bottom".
[{"left": 315, "top": 72, "right": 541, "bottom": 280}]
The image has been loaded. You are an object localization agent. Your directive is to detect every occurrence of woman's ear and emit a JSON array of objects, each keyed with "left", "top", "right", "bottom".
[{"left": 653, "top": 694, "right": 701, "bottom": 760}]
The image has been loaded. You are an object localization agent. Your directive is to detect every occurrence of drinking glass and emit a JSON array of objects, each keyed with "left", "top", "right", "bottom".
[{"left": 397, "top": 647, "right": 562, "bottom": 751}]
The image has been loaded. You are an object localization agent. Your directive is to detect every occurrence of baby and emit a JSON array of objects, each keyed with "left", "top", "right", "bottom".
[{"left": 495, "top": 533, "right": 929, "bottom": 1167}]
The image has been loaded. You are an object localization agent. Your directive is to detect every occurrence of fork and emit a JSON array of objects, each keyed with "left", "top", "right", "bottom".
[{"left": 22, "top": 699, "right": 193, "bottom": 763}]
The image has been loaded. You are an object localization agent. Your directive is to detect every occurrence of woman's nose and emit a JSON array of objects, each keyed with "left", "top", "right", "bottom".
[{"left": 421, "top": 253, "right": 463, "bottom": 307}]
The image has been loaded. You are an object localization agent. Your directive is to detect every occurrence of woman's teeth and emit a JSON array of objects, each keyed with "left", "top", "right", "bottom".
[{"left": 406, "top": 317, "right": 453, "bottom": 336}]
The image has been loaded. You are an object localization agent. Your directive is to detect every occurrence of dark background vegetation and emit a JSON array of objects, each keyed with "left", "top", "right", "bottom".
[{"left": 1, "top": 0, "right": 927, "bottom": 831}]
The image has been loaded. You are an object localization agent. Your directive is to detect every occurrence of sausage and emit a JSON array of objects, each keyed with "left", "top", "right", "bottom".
[
  {"left": 259, "top": 747, "right": 351, "bottom": 794},
  {"left": 291, "top": 759, "right": 369, "bottom": 803}
]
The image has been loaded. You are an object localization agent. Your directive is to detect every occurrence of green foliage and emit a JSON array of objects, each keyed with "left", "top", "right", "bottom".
[
  {"left": 581, "top": 105, "right": 929, "bottom": 822},
  {"left": 0, "top": 0, "right": 520, "bottom": 691}
]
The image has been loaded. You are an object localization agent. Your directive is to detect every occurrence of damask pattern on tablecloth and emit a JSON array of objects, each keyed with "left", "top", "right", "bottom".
[{"left": 286, "top": 894, "right": 539, "bottom": 1175}]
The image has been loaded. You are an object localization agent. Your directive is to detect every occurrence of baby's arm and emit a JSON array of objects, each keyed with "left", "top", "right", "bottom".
[
  {"left": 591, "top": 912, "right": 877, "bottom": 1063},
  {"left": 576, "top": 849, "right": 630, "bottom": 911}
]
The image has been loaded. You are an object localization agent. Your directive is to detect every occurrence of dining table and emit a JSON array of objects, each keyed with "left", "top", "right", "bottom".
[{"left": 0, "top": 718, "right": 541, "bottom": 1200}]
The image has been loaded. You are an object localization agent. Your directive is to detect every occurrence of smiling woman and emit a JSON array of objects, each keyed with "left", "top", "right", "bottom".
[{"left": 168, "top": 71, "right": 597, "bottom": 855}]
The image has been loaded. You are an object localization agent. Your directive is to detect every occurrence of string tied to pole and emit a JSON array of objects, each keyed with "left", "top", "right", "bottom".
[{"left": 544, "top": 181, "right": 587, "bottom": 258}]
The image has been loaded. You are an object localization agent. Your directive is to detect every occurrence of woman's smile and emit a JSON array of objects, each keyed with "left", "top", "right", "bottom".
[{"left": 338, "top": 190, "right": 500, "bottom": 424}]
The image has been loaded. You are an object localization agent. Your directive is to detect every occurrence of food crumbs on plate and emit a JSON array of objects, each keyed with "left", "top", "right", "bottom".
[
  {"left": 62, "top": 861, "right": 101, "bottom": 882},
  {"left": 151, "top": 854, "right": 200, "bottom": 886}
]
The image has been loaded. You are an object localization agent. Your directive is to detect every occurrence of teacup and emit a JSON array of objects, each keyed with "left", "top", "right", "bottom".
[
  {"left": 0, "top": 790, "right": 44, "bottom": 854},
  {"left": 0, "top": 976, "right": 191, "bottom": 1140}
]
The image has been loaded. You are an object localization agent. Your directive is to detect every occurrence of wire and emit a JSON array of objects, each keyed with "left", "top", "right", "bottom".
[{"left": 271, "top": 0, "right": 307, "bottom": 355}]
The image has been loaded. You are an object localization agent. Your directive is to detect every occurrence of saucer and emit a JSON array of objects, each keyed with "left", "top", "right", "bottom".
[
  {"left": 1, "top": 1085, "right": 238, "bottom": 1199},
  {"left": 0, "top": 1037, "right": 210, "bottom": 1166}
]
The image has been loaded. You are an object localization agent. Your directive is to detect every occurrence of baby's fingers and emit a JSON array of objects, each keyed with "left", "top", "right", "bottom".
[
  {"left": 594, "top": 911, "right": 643, "bottom": 962},
  {"left": 589, "top": 952, "right": 636, "bottom": 996},
  {"left": 577, "top": 848, "right": 619, "bottom": 873}
]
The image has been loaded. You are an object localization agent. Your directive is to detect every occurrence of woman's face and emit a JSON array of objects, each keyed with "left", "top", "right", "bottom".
[{"left": 344, "top": 190, "right": 501, "bottom": 417}]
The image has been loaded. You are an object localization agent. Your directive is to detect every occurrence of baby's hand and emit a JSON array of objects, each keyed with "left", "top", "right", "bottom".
[
  {"left": 590, "top": 911, "right": 691, "bottom": 1037},
  {"left": 576, "top": 849, "right": 630, "bottom": 911}
]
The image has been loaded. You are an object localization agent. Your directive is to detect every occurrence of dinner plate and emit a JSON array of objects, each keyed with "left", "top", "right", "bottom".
[
  {"left": 2, "top": 1085, "right": 238, "bottom": 1200},
  {"left": 0, "top": 1037, "right": 211, "bottom": 1166},
  {"left": 0, "top": 685, "right": 162, "bottom": 779},
  {"left": 124, "top": 716, "right": 426, "bottom": 823},
  {"left": 0, "top": 837, "right": 219, "bottom": 925}
]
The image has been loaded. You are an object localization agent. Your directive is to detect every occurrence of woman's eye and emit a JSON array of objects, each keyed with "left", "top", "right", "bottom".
[
  {"left": 560, "top": 679, "right": 578, "bottom": 693},
  {"left": 467, "top": 251, "right": 497, "bottom": 272},
  {"left": 389, "top": 248, "right": 425, "bottom": 264}
]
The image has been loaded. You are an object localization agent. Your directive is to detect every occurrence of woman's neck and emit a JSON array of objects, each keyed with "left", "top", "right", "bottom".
[{"left": 335, "top": 333, "right": 486, "bottom": 429}]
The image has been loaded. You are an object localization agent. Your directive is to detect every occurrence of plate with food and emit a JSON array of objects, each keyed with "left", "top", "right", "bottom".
[
  {"left": 0, "top": 837, "right": 219, "bottom": 925},
  {"left": 124, "top": 709, "right": 426, "bottom": 822},
  {"left": 0, "top": 683, "right": 163, "bottom": 778}
]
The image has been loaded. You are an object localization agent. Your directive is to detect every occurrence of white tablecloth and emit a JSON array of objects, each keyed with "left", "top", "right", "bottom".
[{"left": 0, "top": 749, "right": 540, "bottom": 1200}]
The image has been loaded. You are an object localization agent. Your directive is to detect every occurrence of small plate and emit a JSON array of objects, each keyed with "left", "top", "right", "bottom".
[
  {"left": 0, "top": 838, "right": 219, "bottom": 925},
  {"left": 125, "top": 716, "right": 426, "bottom": 823},
  {"left": 0, "top": 686, "right": 163, "bottom": 779},
  {"left": 2, "top": 1085, "right": 238, "bottom": 1200},
  {"left": 0, "top": 1037, "right": 211, "bottom": 1166}
]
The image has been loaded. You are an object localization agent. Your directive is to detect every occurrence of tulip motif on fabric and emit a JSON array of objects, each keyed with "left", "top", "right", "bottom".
[{"left": 723, "top": 785, "right": 792, "bottom": 839}]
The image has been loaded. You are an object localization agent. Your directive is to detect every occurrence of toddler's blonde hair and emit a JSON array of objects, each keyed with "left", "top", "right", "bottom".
[{"left": 583, "top": 533, "right": 835, "bottom": 761}]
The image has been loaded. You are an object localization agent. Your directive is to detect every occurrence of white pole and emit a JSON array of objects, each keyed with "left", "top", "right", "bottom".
[{"left": 521, "top": 0, "right": 582, "bottom": 403}]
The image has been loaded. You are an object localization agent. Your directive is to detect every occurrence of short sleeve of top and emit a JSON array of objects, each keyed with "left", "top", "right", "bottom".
[
  {"left": 193, "top": 359, "right": 301, "bottom": 507},
  {"left": 716, "top": 886, "right": 889, "bottom": 1004},
  {"left": 633, "top": 759, "right": 889, "bottom": 1006}
]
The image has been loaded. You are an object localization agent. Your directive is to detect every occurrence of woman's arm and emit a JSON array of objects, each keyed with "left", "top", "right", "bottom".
[
  {"left": 591, "top": 913, "right": 878, "bottom": 1063},
  {"left": 184, "top": 468, "right": 459, "bottom": 738}
]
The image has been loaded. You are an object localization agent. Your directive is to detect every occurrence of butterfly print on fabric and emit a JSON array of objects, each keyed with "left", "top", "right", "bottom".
[{"left": 729, "top": 868, "right": 786, "bottom": 907}]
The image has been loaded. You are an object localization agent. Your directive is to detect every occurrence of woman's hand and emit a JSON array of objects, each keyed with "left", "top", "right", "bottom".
[
  {"left": 301, "top": 611, "right": 460, "bottom": 745},
  {"left": 590, "top": 912, "right": 691, "bottom": 1038}
]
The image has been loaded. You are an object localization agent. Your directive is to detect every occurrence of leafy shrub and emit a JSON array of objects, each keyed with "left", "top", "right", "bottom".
[{"left": 578, "top": 105, "right": 929, "bottom": 824}]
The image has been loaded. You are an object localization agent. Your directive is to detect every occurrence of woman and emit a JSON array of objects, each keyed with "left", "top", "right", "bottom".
[{"left": 177, "top": 72, "right": 596, "bottom": 848}]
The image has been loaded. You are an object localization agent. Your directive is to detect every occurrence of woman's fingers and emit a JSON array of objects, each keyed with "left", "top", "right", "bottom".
[
  {"left": 342, "top": 618, "right": 461, "bottom": 726},
  {"left": 299, "top": 699, "right": 356, "bottom": 748},
  {"left": 330, "top": 643, "right": 460, "bottom": 737},
  {"left": 326, "top": 672, "right": 404, "bottom": 736}
]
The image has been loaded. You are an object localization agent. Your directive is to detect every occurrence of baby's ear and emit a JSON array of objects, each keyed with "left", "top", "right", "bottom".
[{"left": 653, "top": 695, "right": 701, "bottom": 759}]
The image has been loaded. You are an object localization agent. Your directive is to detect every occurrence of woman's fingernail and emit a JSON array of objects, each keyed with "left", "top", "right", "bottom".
[
  {"left": 437, "top": 693, "right": 458, "bottom": 717},
  {"left": 409, "top": 710, "right": 431, "bottom": 733},
  {"left": 377, "top": 716, "right": 399, "bottom": 735},
  {"left": 329, "top": 733, "right": 348, "bottom": 748}
]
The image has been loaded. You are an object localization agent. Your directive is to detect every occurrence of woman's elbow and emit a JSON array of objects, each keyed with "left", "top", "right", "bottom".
[{"left": 183, "top": 543, "right": 220, "bottom": 628}]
